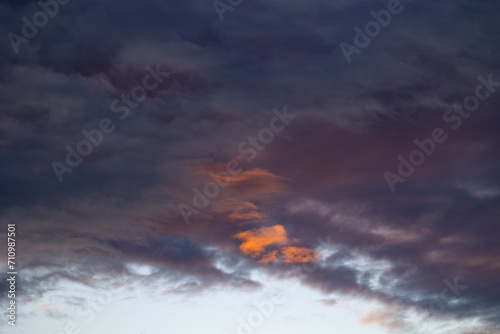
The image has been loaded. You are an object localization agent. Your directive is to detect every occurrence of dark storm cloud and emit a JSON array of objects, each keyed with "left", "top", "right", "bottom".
[{"left": 0, "top": 0, "right": 499, "bottom": 331}]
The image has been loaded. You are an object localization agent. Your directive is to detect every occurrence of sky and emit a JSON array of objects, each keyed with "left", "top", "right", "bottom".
[{"left": 1, "top": 0, "right": 500, "bottom": 333}]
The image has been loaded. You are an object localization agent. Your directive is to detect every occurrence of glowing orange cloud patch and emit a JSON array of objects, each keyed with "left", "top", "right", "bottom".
[
  {"left": 233, "top": 225, "right": 288, "bottom": 257},
  {"left": 196, "top": 164, "right": 289, "bottom": 195},
  {"left": 193, "top": 165, "right": 289, "bottom": 224},
  {"left": 281, "top": 246, "right": 317, "bottom": 263},
  {"left": 259, "top": 250, "right": 278, "bottom": 264}
]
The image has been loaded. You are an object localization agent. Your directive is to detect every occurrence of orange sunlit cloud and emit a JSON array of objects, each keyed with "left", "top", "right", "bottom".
[
  {"left": 223, "top": 199, "right": 262, "bottom": 221},
  {"left": 226, "top": 168, "right": 290, "bottom": 196},
  {"left": 233, "top": 225, "right": 318, "bottom": 264},
  {"left": 233, "top": 225, "right": 288, "bottom": 257},
  {"left": 281, "top": 246, "right": 317, "bottom": 263},
  {"left": 196, "top": 163, "right": 288, "bottom": 189},
  {"left": 200, "top": 166, "right": 290, "bottom": 196},
  {"left": 259, "top": 250, "right": 279, "bottom": 264},
  {"left": 194, "top": 165, "right": 289, "bottom": 223}
]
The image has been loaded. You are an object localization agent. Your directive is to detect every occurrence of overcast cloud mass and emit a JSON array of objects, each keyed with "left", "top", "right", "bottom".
[{"left": 0, "top": 0, "right": 500, "bottom": 333}]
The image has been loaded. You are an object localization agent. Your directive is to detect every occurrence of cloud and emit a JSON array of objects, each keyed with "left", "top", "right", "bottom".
[
  {"left": 360, "top": 306, "right": 405, "bottom": 330},
  {"left": 281, "top": 246, "right": 317, "bottom": 263},
  {"left": 316, "top": 298, "right": 337, "bottom": 306},
  {"left": 0, "top": 0, "right": 500, "bottom": 332},
  {"left": 233, "top": 225, "right": 288, "bottom": 258},
  {"left": 259, "top": 250, "right": 279, "bottom": 264}
]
